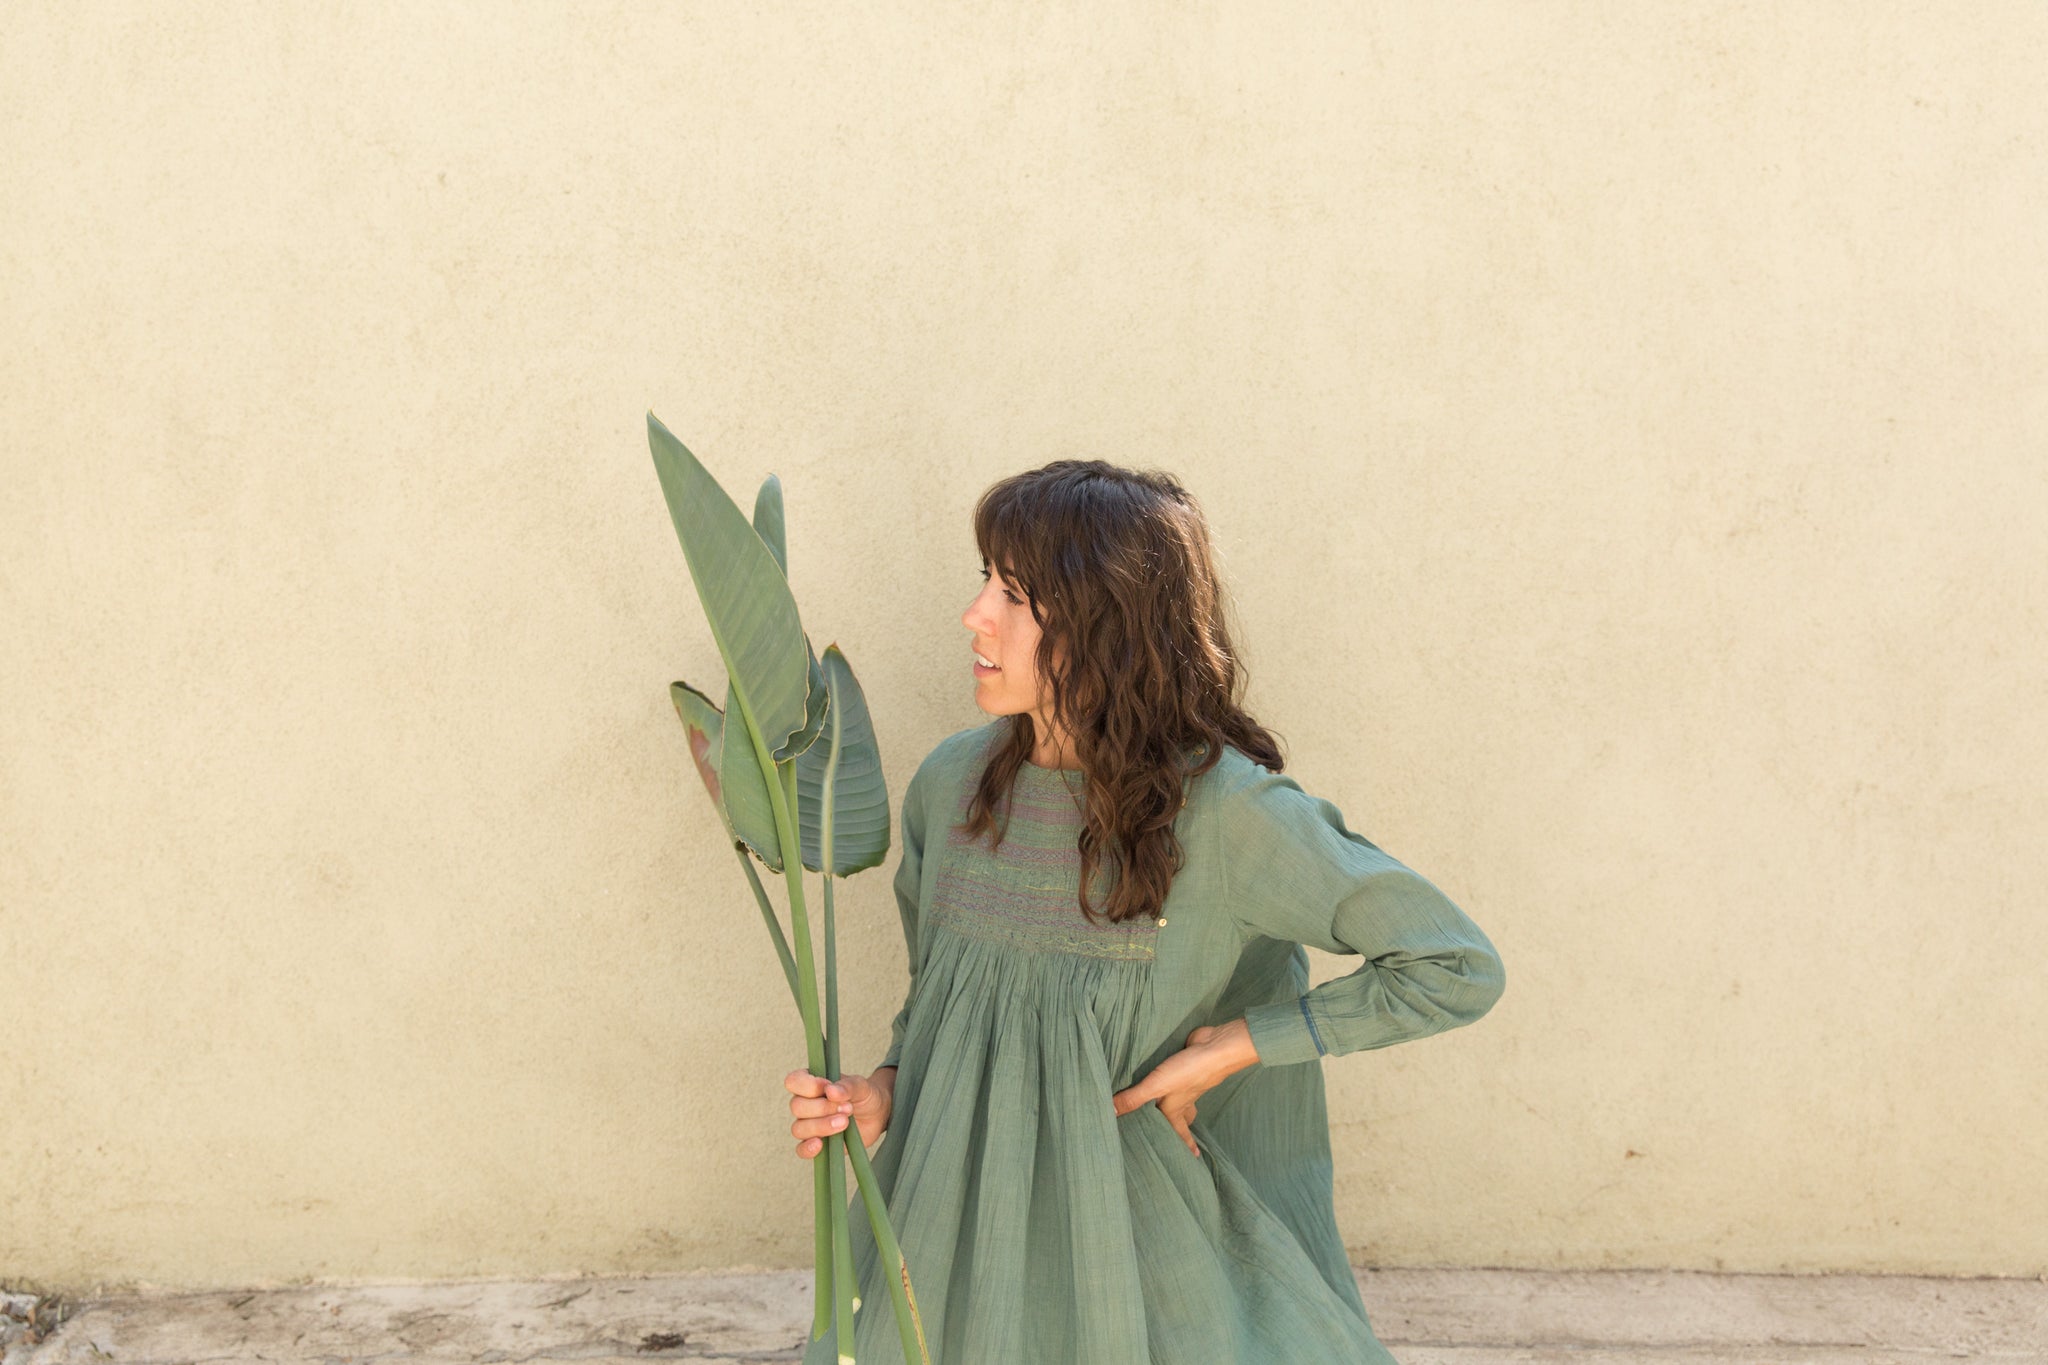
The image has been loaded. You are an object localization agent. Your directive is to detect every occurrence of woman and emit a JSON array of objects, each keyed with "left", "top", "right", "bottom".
[{"left": 785, "top": 460, "right": 1505, "bottom": 1363}]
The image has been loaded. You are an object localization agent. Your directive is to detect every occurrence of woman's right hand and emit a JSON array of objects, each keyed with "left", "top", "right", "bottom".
[{"left": 786, "top": 1065, "right": 893, "bottom": 1158}]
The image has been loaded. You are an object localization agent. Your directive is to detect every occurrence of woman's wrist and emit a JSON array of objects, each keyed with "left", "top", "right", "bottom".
[
  {"left": 871, "top": 1065, "right": 897, "bottom": 1132},
  {"left": 1213, "top": 1018, "right": 1262, "bottom": 1074}
]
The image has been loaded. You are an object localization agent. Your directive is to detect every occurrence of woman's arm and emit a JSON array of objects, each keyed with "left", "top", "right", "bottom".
[
  {"left": 1224, "top": 767, "right": 1506, "bottom": 1067},
  {"left": 868, "top": 1063, "right": 897, "bottom": 1140},
  {"left": 790, "top": 748, "right": 936, "bottom": 1158},
  {"left": 875, "top": 756, "right": 932, "bottom": 1072}
]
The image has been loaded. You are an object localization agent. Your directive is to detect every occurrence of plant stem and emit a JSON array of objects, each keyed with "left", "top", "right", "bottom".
[
  {"left": 734, "top": 817, "right": 841, "bottom": 1348},
  {"left": 828, "top": 1135, "right": 855, "bottom": 1362},
  {"left": 734, "top": 709, "right": 830, "bottom": 1346},
  {"left": 736, "top": 846, "right": 800, "bottom": 1002},
  {"left": 813, "top": 1152, "right": 835, "bottom": 1343},
  {"left": 824, "top": 875, "right": 858, "bottom": 1360},
  {"left": 843, "top": 1123, "right": 931, "bottom": 1365},
  {"left": 728, "top": 698, "right": 925, "bottom": 1361}
]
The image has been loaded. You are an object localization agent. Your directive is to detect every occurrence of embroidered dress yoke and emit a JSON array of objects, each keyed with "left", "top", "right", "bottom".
[{"left": 807, "top": 721, "right": 1505, "bottom": 1365}]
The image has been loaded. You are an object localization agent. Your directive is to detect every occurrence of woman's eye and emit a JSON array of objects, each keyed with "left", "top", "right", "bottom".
[{"left": 978, "top": 567, "right": 1024, "bottom": 605}]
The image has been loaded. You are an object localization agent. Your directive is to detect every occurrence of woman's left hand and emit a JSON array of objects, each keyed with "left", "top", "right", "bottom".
[{"left": 1111, "top": 1018, "right": 1261, "bottom": 1157}]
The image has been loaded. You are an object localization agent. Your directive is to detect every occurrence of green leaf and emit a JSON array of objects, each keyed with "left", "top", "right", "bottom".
[
  {"left": 777, "top": 635, "right": 831, "bottom": 764},
  {"left": 667, "top": 680, "right": 735, "bottom": 843},
  {"left": 647, "top": 411, "right": 810, "bottom": 774},
  {"left": 670, "top": 680, "right": 800, "bottom": 993},
  {"left": 749, "top": 474, "right": 829, "bottom": 764},
  {"left": 797, "top": 643, "right": 891, "bottom": 874},
  {"left": 717, "top": 676, "right": 787, "bottom": 869},
  {"left": 752, "top": 473, "right": 789, "bottom": 576}
]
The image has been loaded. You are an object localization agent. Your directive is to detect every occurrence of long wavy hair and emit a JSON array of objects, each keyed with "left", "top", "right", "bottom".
[{"left": 959, "top": 459, "right": 1286, "bottom": 925}]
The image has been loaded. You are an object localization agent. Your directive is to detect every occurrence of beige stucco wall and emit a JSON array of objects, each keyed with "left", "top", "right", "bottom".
[{"left": 4, "top": 3, "right": 2044, "bottom": 1294}]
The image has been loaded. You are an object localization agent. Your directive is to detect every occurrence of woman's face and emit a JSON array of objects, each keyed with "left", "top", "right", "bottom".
[{"left": 962, "top": 557, "right": 1052, "bottom": 725}]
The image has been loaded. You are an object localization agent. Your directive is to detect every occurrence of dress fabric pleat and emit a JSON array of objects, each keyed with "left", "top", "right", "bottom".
[{"left": 802, "top": 722, "right": 1504, "bottom": 1365}]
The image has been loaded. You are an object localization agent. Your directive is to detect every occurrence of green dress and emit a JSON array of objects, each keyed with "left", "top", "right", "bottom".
[{"left": 808, "top": 721, "right": 1504, "bottom": 1364}]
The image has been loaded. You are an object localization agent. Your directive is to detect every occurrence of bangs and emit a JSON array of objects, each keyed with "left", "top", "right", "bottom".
[{"left": 973, "top": 496, "right": 1040, "bottom": 600}]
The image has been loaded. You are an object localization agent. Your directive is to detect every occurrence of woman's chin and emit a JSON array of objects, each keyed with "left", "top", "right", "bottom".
[{"left": 969, "top": 690, "right": 1021, "bottom": 718}]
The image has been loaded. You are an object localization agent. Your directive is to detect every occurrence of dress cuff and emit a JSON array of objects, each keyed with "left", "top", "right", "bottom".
[{"left": 1243, "top": 994, "right": 1330, "bottom": 1067}]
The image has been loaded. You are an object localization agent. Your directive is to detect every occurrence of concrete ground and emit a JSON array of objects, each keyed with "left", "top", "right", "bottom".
[{"left": 5, "top": 1267, "right": 2045, "bottom": 1364}]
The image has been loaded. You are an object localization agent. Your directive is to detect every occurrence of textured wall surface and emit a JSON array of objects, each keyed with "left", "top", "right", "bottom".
[{"left": 3, "top": 3, "right": 2043, "bottom": 1292}]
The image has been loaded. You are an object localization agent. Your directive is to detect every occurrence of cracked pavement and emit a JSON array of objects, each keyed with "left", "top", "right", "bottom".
[{"left": 6, "top": 1268, "right": 2046, "bottom": 1364}]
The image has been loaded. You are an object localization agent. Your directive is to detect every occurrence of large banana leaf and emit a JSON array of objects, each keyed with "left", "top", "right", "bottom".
[
  {"left": 670, "top": 678, "right": 800, "bottom": 999},
  {"left": 712, "top": 676, "right": 781, "bottom": 866},
  {"left": 668, "top": 680, "right": 735, "bottom": 841},
  {"left": 749, "top": 474, "right": 886, "bottom": 872},
  {"left": 796, "top": 644, "right": 891, "bottom": 874},
  {"left": 752, "top": 473, "right": 789, "bottom": 575},
  {"left": 647, "top": 412, "right": 810, "bottom": 775},
  {"left": 752, "top": 638, "right": 828, "bottom": 767},
  {"left": 750, "top": 473, "right": 830, "bottom": 764},
  {"left": 653, "top": 417, "right": 926, "bottom": 1363},
  {"left": 672, "top": 678, "right": 785, "bottom": 869}
]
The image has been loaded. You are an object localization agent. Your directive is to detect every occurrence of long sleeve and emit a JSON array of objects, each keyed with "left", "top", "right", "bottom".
[
  {"left": 1226, "top": 765, "right": 1505, "bottom": 1067},
  {"left": 875, "top": 756, "right": 932, "bottom": 1072}
]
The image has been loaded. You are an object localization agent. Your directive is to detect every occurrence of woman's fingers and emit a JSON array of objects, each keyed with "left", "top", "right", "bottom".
[
  {"left": 792, "top": 1118, "right": 848, "bottom": 1159},
  {"left": 791, "top": 1111, "right": 852, "bottom": 1137},
  {"left": 785, "top": 1067, "right": 834, "bottom": 1097},
  {"left": 1162, "top": 1104, "right": 1200, "bottom": 1157},
  {"left": 787, "top": 1071, "right": 859, "bottom": 1118},
  {"left": 785, "top": 1067, "right": 853, "bottom": 1102},
  {"left": 789, "top": 1093, "right": 853, "bottom": 1145},
  {"left": 786, "top": 1067, "right": 859, "bottom": 1158}
]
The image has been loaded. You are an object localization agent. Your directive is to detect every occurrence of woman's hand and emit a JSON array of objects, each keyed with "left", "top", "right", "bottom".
[
  {"left": 1109, "top": 1019, "right": 1261, "bottom": 1157},
  {"left": 786, "top": 1065, "right": 894, "bottom": 1158}
]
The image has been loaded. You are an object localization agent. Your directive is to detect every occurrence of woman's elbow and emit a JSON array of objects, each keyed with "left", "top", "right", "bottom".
[
  {"left": 1434, "top": 941, "right": 1505, "bottom": 1029},
  {"left": 1459, "top": 941, "right": 1505, "bottom": 1023}
]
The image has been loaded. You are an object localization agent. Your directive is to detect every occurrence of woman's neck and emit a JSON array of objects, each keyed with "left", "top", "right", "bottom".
[{"left": 1028, "top": 715, "right": 1081, "bottom": 770}]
